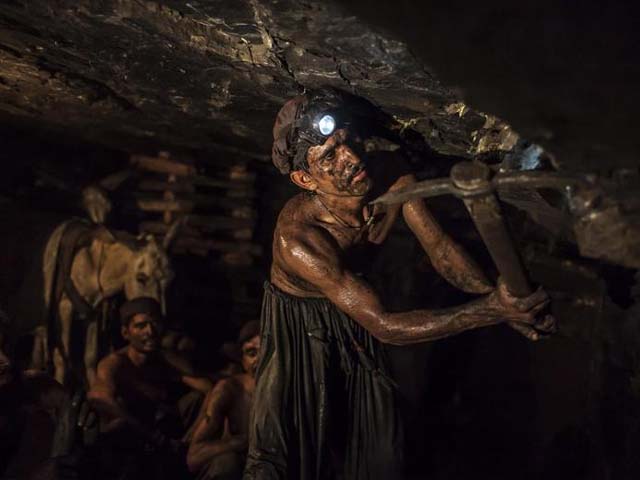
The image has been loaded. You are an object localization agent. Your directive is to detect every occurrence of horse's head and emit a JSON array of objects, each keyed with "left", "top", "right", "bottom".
[
  {"left": 124, "top": 235, "right": 174, "bottom": 313},
  {"left": 123, "top": 217, "right": 185, "bottom": 313}
]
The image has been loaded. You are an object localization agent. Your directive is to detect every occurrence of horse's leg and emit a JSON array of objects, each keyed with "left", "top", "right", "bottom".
[
  {"left": 84, "top": 319, "right": 98, "bottom": 387},
  {"left": 53, "top": 296, "right": 73, "bottom": 385}
]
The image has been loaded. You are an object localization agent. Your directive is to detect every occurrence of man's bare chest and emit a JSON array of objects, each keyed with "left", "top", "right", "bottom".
[
  {"left": 227, "top": 389, "right": 252, "bottom": 434},
  {"left": 321, "top": 206, "right": 395, "bottom": 250},
  {"left": 118, "top": 363, "right": 173, "bottom": 405}
]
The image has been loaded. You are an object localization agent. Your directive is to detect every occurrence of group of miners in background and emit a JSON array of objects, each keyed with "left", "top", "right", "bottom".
[{"left": 0, "top": 300, "right": 260, "bottom": 480}]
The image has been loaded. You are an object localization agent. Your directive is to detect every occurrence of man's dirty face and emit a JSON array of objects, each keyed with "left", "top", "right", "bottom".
[
  {"left": 241, "top": 335, "right": 261, "bottom": 377},
  {"left": 306, "top": 129, "right": 372, "bottom": 196},
  {"left": 123, "top": 313, "right": 162, "bottom": 354}
]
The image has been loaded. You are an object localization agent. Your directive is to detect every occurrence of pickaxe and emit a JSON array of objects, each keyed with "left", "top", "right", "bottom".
[{"left": 373, "top": 161, "right": 569, "bottom": 339}]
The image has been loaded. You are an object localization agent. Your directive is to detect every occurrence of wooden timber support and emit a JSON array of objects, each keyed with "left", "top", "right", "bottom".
[
  {"left": 131, "top": 152, "right": 196, "bottom": 176},
  {"left": 131, "top": 152, "right": 263, "bottom": 324},
  {"left": 187, "top": 214, "right": 255, "bottom": 230},
  {"left": 174, "top": 237, "right": 262, "bottom": 256},
  {"left": 140, "top": 221, "right": 253, "bottom": 241},
  {"left": 133, "top": 192, "right": 254, "bottom": 210},
  {"left": 138, "top": 178, "right": 256, "bottom": 197}
]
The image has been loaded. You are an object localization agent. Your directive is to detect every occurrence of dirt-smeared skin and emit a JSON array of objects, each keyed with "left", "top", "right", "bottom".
[
  {"left": 271, "top": 129, "right": 549, "bottom": 345},
  {"left": 88, "top": 313, "right": 212, "bottom": 445},
  {"left": 187, "top": 335, "right": 259, "bottom": 475}
]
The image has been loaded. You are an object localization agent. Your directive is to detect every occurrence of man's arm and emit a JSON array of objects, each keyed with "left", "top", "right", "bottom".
[
  {"left": 164, "top": 351, "right": 213, "bottom": 394},
  {"left": 87, "top": 356, "right": 155, "bottom": 439},
  {"left": 278, "top": 225, "right": 547, "bottom": 346},
  {"left": 186, "top": 380, "right": 247, "bottom": 472},
  {"left": 399, "top": 174, "right": 552, "bottom": 339},
  {"left": 396, "top": 173, "right": 493, "bottom": 294}
]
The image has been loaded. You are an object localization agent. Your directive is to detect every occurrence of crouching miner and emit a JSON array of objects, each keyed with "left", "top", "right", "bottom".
[
  {"left": 243, "top": 88, "right": 555, "bottom": 480},
  {"left": 88, "top": 297, "right": 212, "bottom": 479},
  {"left": 188, "top": 320, "right": 261, "bottom": 480},
  {"left": 0, "top": 307, "right": 70, "bottom": 479}
]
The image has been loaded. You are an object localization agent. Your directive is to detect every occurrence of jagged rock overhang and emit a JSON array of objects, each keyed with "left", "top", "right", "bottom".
[{"left": 0, "top": 0, "right": 524, "bottom": 164}]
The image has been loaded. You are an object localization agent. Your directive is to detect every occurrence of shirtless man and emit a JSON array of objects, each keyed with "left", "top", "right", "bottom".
[
  {"left": 188, "top": 320, "right": 261, "bottom": 480},
  {"left": 88, "top": 297, "right": 212, "bottom": 477},
  {"left": 0, "top": 308, "right": 71, "bottom": 479},
  {"left": 243, "top": 88, "right": 554, "bottom": 480}
]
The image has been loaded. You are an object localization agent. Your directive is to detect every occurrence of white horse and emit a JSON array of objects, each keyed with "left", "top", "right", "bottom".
[{"left": 35, "top": 220, "right": 180, "bottom": 387}]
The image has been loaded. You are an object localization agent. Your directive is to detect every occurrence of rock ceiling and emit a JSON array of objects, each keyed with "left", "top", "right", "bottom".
[
  {"left": 0, "top": 1, "right": 638, "bottom": 170},
  {"left": 0, "top": 1, "right": 581, "bottom": 166}
]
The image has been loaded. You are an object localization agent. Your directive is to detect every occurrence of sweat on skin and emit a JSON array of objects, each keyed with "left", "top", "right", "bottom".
[{"left": 244, "top": 88, "right": 555, "bottom": 480}]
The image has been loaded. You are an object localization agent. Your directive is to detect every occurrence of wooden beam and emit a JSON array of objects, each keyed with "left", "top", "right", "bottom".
[
  {"left": 142, "top": 224, "right": 252, "bottom": 242},
  {"left": 137, "top": 179, "right": 196, "bottom": 193},
  {"left": 174, "top": 237, "right": 262, "bottom": 255},
  {"left": 193, "top": 175, "right": 256, "bottom": 191},
  {"left": 130, "top": 154, "right": 196, "bottom": 176},
  {"left": 135, "top": 198, "right": 194, "bottom": 213},
  {"left": 138, "top": 178, "right": 255, "bottom": 198},
  {"left": 133, "top": 193, "right": 253, "bottom": 210},
  {"left": 133, "top": 196, "right": 256, "bottom": 218},
  {"left": 187, "top": 214, "right": 255, "bottom": 230},
  {"left": 139, "top": 221, "right": 201, "bottom": 237}
]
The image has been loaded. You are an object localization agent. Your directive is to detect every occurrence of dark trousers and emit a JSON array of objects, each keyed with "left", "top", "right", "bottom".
[{"left": 244, "top": 283, "right": 403, "bottom": 480}]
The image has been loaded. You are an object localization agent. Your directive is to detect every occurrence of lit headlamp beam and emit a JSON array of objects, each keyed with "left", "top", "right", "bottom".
[{"left": 317, "top": 114, "right": 336, "bottom": 136}]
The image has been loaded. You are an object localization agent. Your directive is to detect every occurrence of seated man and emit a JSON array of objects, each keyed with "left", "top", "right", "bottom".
[
  {"left": 187, "top": 321, "right": 261, "bottom": 480},
  {"left": 88, "top": 297, "right": 212, "bottom": 478},
  {"left": 0, "top": 307, "right": 70, "bottom": 479}
]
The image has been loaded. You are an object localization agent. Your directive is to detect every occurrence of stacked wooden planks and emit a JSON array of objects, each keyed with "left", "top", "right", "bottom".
[{"left": 130, "top": 151, "right": 261, "bottom": 265}]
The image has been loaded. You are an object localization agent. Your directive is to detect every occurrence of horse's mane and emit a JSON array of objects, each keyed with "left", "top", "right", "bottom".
[
  {"left": 98, "top": 226, "right": 159, "bottom": 252},
  {"left": 109, "top": 229, "right": 146, "bottom": 251}
]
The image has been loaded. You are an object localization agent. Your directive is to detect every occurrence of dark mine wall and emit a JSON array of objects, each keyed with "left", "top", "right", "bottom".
[
  {"left": 370, "top": 209, "right": 640, "bottom": 479},
  {"left": 343, "top": 0, "right": 640, "bottom": 172}
]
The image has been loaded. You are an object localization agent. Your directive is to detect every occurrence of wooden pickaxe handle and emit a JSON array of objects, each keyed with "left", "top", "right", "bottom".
[
  {"left": 450, "top": 161, "right": 533, "bottom": 297},
  {"left": 450, "top": 162, "right": 556, "bottom": 339}
]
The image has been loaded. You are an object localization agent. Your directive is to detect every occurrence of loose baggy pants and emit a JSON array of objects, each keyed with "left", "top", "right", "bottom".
[{"left": 244, "top": 282, "right": 403, "bottom": 480}]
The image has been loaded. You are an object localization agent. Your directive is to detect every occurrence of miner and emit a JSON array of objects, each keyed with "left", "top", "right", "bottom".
[
  {"left": 243, "top": 88, "right": 554, "bottom": 480},
  {"left": 187, "top": 320, "right": 261, "bottom": 480},
  {"left": 0, "top": 307, "right": 72, "bottom": 479},
  {"left": 88, "top": 297, "right": 212, "bottom": 477}
]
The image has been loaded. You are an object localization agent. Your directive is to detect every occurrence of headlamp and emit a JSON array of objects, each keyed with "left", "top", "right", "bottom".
[
  {"left": 290, "top": 89, "right": 355, "bottom": 170},
  {"left": 316, "top": 114, "right": 336, "bottom": 136},
  {"left": 295, "top": 108, "right": 345, "bottom": 147}
]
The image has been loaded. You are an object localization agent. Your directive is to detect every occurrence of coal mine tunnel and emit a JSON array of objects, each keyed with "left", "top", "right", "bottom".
[{"left": 0, "top": 1, "right": 639, "bottom": 479}]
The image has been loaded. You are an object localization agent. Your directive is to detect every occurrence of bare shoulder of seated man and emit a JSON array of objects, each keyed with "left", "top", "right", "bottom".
[
  {"left": 89, "top": 299, "right": 211, "bottom": 445},
  {"left": 185, "top": 379, "right": 249, "bottom": 480},
  {"left": 1, "top": 324, "right": 70, "bottom": 480},
  {"left": 187, "top": 324, "right": 260, "bottom": 480}
]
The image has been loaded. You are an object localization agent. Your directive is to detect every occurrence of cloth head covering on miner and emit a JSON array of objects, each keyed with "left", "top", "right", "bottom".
[
  {"left": 271, "top": 87, "right": 350, "bottom": 174},
  {"left": 119, "top": 297, "right": 162, "bottom": 325}
]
